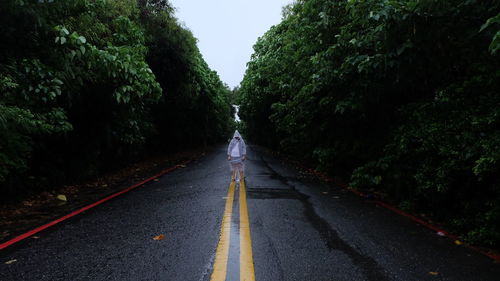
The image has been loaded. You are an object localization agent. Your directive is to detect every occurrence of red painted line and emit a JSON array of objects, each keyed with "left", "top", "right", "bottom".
[
  {"left": 0, "top": 160, "right": 190, "bottom": 251},
  {"left": 373, "top": 201, "right": 458, "bottom": 240},
  {"left": 338, "top": 182, "right": 500, "bottom": 262},
  {"left": 373, "top": 200, "right": 500, "bottom": 261},
  {"left": 276, "top": 153, "right": 500, "bottom": 262}
]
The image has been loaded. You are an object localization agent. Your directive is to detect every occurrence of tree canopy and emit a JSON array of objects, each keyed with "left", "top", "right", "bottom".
[
  {"left": 238, "top": 0, "right": 500, "bottom": 247},
  {"left": 0, "top": 0, "right": 234, "bottom": 198}
]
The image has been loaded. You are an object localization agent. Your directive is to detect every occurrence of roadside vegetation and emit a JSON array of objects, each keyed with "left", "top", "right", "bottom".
[
  {"left": 0, "top": 0, "right": 234, "bottom": 201},
  {"left": 238, "top": 0, "right": 500, "bottom": 248}
]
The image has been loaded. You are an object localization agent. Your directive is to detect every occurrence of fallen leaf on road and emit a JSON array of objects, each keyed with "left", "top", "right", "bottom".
[
  {"left": 22, "top": 201, "right": 33, "bottom": 206},
  {"left": 455, "top": 240, "right": 463, "bottom": 245},
  {"left": 5, "top": 259, "right": 17, "bottom": 265},
  {"left": 322, "top": 192, "right": 328, "bottom": 194},
  {"left": 154, "top": 179, "right": 159, "bottom": 182},
  {"left": 436, "top": 231, "right": 445, "bottom": 237},
  {"left": 332, "top": 196, "right": 340, "bottom": 199},
  {"left": 56, "top": 194, "right": 67, "bottom": 201},
  {"left": 178, "top": 164, "right": 187, "bottom": 168},
  {"left": 101, "top": 184, "right": 108, "bottom": 188},
  {"left": 32, "top": 236, "right": 40, "bottom": 239},
  {"left": 429, "top": 272, "right": 439, "bottom": 275},
  {"left": 153, "top": 234, "right": 165, "bottom": 241}
]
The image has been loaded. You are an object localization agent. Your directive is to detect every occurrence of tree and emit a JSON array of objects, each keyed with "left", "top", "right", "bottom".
[{"left": 239, "top": 0, "right": 500, "bottom": 247}]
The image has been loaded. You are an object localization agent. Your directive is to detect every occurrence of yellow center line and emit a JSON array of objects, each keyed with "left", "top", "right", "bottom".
[
  {"left": 210, "top": 181, "right": 236, "bottom": 281},
  {"left": 240, "top": 180, "right": 256, "bottom": 281}
]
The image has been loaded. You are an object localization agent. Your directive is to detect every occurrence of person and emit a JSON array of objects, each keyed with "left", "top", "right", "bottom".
[{"left": 227, "top": 130, "right": 246, "bottom": 182}]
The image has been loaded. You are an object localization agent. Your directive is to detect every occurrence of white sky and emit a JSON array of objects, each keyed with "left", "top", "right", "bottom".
[{"left": 169, "top": 0, "right": 293, "bottom": 88}]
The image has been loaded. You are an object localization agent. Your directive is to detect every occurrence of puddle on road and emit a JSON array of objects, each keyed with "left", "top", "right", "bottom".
[{"left": 226, "top": 182, "right": 240, "bottom": 281}]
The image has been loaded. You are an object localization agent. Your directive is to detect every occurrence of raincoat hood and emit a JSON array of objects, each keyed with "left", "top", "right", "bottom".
[{"left": 233, "top": 130, "right": 242, "bottom": 139}]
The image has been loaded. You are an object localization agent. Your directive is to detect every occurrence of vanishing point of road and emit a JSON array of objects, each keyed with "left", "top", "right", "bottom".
[{"left": 1, "top": 145, "right": 499, "bottom": 281}]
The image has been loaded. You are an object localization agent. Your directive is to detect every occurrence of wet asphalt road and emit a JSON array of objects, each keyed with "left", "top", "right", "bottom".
[{"left": 1, "top": 145, "right": 500, "bottom": 281}]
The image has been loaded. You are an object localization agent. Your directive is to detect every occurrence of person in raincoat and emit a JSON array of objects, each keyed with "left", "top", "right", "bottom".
[{"left": 227, "top": 130, "right": 246, "bottom": 181}]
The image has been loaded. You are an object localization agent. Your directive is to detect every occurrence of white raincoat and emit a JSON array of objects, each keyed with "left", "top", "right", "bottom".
[{"left": 227, "top": 130, "right": 246, "bottom": 171}]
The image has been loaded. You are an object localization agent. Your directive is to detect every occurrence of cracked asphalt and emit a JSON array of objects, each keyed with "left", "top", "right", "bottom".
[{"left": 1, "top": 145, "right": 499, "bottom": 281}]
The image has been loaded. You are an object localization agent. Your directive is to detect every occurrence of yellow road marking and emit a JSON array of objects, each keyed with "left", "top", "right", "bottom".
[
  {"left": 210, "top": 181, "right": 236, "bottom": 281},
  {"left": 240, "top": 180, "right": 256, "bottom": 281}
]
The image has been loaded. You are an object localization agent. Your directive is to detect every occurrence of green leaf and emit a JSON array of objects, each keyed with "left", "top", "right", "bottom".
[
  {"left": 53, "top": 79, "right": 63, "bottom": 85},
  {"left": 480, "top": 13, "right": 500, "bottom": 32},
  {"left": 489, "top": 31, "right": 500, "bottom": 54},
  {"left": 78, "top": 36, "right": 87, "bottom": 44}
]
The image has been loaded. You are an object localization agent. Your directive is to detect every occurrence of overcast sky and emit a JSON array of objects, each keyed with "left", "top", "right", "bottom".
[{"left": 169, "top": 0, "right": 293, "bottom": 89}]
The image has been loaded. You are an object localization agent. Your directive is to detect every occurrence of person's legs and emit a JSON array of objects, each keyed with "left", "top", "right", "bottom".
[
  {"left": 240, "top": 169, "right": 245, "bottom": 182},
  {"left": 231, "top": 170, "right": 236, "bottom": 181}
]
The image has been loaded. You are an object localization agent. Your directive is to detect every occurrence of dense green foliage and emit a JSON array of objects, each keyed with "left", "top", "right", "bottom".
[
  {"left": 238, "top": 0, "right": 500, "bottom": 247},
  {"left": 0, "top": 0, "right": 233, "bottom": 199}
]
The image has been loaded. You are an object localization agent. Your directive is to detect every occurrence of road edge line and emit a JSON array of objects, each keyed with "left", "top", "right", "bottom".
[{"left": 0, "top": 160, "right": 190, "bottom": 251}]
